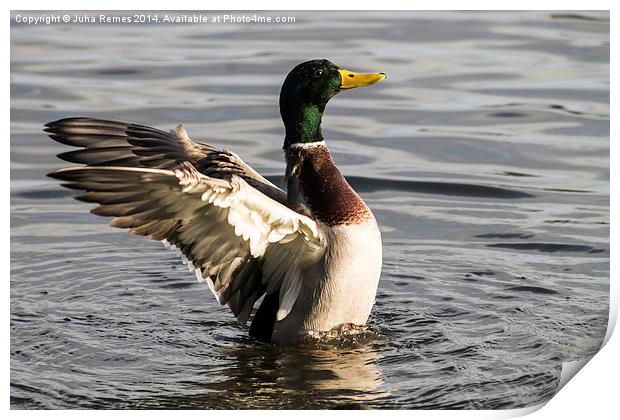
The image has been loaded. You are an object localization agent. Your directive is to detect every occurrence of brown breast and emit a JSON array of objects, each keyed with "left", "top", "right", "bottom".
[{"left": 286, "top": 144, "right": 372, "bottom": 226}]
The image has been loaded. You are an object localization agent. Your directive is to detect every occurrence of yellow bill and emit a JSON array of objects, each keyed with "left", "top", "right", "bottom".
[{"left": 338, "top": 69, "right": 386, "bottom": 89}]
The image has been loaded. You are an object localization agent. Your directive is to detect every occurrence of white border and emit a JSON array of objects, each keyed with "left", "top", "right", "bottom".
[
  {"left": 5, "top": 1, "right": 616, "bottom": 419},
  {"left": 1, "top": 0, "right": 617, "bottom": 10}
]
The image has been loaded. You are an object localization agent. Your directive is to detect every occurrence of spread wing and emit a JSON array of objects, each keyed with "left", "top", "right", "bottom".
[
  {"left": 49, "top": 163, "right": 325, "bottom": 323},
  {"left": 44, "top": 117, "right": 288, "bottom": 206}
]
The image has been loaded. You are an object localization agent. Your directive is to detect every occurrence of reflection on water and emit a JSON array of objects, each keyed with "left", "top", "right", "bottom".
[
  {"left": 11, "top": 11, "right": 609, "bottom": 409},
  {"left": 169, "top": 342, "right": 388, "bottom": 409},
  {"left": 139, "top": 326, "right": 389, "bottom": 408}
]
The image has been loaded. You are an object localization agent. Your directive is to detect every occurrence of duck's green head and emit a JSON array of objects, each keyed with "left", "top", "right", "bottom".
[{"left": 280, "top": 59, "right": 385, "bottom": 147}]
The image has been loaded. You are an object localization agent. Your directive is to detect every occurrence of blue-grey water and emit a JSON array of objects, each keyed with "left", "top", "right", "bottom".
[{"left": 10, "top": 11, "right": 609, "bottom": 409}]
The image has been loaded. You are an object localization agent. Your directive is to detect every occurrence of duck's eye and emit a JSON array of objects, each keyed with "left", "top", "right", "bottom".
[{"left": 314, "top": 69, "right": 324, "bottom": 78}]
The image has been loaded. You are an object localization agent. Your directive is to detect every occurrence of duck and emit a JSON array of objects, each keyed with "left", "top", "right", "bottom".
[{"left": 45, "top": 59, "right": 386, "bottom": 344}]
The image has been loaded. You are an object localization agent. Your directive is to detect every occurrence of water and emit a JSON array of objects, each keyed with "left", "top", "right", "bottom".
[{"left": 10, "top": 11, "right": 609, "bottom": 409}]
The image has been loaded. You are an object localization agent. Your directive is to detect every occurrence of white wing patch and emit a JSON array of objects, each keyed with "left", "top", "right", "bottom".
[
  {"left": 172, "top": 165, "right": 325, "bottom": 320},
  {"left": 175, "top": 166, "right": 320, "bottom": 259},
  {"left": 165, "top": 164, "right": 323, "bottom": 323}
]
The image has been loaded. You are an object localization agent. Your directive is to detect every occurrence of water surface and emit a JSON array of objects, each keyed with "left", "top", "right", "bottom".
[{"left": 11, "top": 11, "right": 609, "bottom": 409}]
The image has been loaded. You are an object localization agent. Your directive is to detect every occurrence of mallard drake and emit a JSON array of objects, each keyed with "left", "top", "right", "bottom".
[{"left": 45, "top": 59, "right": 386, "bottom": 344}]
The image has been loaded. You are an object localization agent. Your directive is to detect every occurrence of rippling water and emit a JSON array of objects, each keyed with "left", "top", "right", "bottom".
[{"left": 10, "top": 11, "right": 609, "bottom": 409}]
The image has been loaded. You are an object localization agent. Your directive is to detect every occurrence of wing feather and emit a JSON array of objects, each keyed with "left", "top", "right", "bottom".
[
  {"left": 45, "top": 117, "right": 290, "bottom": 205},
  {"left": 49, "top": 163, "right": 324, "bottom": 324}
]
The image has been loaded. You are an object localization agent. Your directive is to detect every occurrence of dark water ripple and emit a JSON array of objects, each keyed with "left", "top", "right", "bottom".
[{"left": 11, "top": 10, "right": 608, "bottom": 409}]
